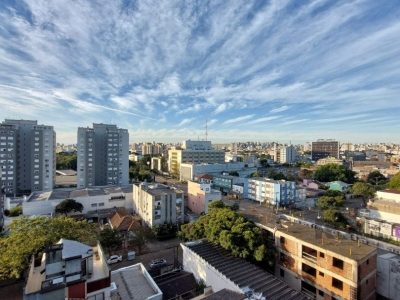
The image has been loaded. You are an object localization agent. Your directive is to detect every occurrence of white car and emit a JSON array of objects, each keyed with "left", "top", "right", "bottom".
[{"left": 107, "top": 255, "right": 122, "bottom": 264}]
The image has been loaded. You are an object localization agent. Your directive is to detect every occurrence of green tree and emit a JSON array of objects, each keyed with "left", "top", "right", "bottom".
[
  {"left": 129, "top": 226, "right": 153, "bottom": 254},
  {"left": 99, "top": 228, "right": 123, "bottom": 255},
  {"left": 250, "top": 171, "right": 261, "bottom": 178},
  {"left": 8, "top": 206, "right": 22, "bottom": 217},
  {"left": 0, "top": 216, "right": 96, "bottom": 280},
  {"left": 55, "top": 199, "right": 83, "bottom": 215},
  {"left": 351, "top": 182, "right": 375, "bottom": 203},
  {"left": 56, "top": 152, "right": 77, "bottom": 170},
  {"left": 322, "top": 209, "right": 348, "bottom": 229},
  {"left": 316, "top": 193, "right": 345, "bottom": 210},
  {"left": 367, "top": 171, "right": 388, "bottom": 186},
  {"left": 179, "top": 202, "right": 276, "bottom": 272},
  {"left": 314, "top": 164, "right": 356, "bottom": 183},
  {"left": 388, "top": 172, "right": 400, "bottom": 191}
]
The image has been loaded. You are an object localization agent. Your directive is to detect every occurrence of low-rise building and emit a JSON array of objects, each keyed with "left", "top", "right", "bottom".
[
  {"left": 110, "top": 263, "right": 163, "bottom": 300},
  {"left": 187, "top": 180, "right": 222, "bottom": 214},
  {"left": 22, "top": 185, "right": 133, "bottom": 219},
  {"left": 273, "top": 223, "right": 377, "bottom": 300},
  {"left": 328, "top": 181, "right": 351, "bottom": 193},
  {"left": 247, "top": 178, "right": 297, "bottom": 206},
  {"left": 24, "top": 239, "right": 111, "bottom": 300},
  {"left": 179, "top": 162, "right": 254, "bottom": 181},
  {"left": 376, "top": 253, "right": 400, "bottom": 300},
  {"left": 182, "top": 240, "right": 308, "bottom": 300},
  {"left": 132, "top": 183, "right": 184, "bottom": 227}
]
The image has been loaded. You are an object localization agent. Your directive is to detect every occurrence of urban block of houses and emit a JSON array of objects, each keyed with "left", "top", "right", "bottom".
[
  {"left": 22, "top": 185, "right": 133, "bottom": 220},
  {"left": 132, "top": 183, "right": 184, "bottom": 227},
  {"left": 24, "top": 239, "right": 111, "bottom": 300},
  {"left": 187, "top": 179, "right": 222, "bottom": 215},
  {"left": 212, "top": 174, "right": 249, "bottom": 197},
  {"left": 247, "top": 178, "right": 298, "bottom": 206}
]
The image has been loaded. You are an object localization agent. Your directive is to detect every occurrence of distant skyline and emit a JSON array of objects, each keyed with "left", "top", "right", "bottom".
[{"left": 0, "top": 0, "right": 400, "bottom": 144}]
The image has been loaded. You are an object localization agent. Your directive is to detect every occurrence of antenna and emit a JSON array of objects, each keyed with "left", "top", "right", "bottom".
[{"left": 205, "top": 119, "right": 208, "bottom": 141}]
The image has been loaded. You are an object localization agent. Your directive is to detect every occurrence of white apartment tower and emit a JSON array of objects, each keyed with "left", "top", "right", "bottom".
[
  {"left": 77, "top": 124, "right": 129, "bottom": 188},
  {"left": 0, "top": 119, "right": 55, "bottom": 196}
]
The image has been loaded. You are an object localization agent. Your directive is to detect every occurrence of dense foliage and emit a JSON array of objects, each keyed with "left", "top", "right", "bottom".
[
  {"left": 179, "top": 201, "right": 276, "bottom": 271},
  {"left": 129, "top": 155, "right": 154, "bottom": 181},
  {"left": 388, "top": 172, "right": 400, "bottom": 191},
  {"left": 351, "top": 182, "right": 376, "bottom": 202},
  {"left": 99, "top": 228, "right": 123, "bottom": 255},
  {"left": 367, "top": 170, "right": 388, "bottom": 186},
  {"left": 0, "top": 216, "right": 96, "bottom": 279},
  {"left": 152, "top": 223, "right": 178, "bottom": 240},
  {"left": 56, "top": 152, "right": 77, "bottom": 170},
  {"left": 316, "top": 190, "right": 345, "bottom": 210},
  {"left": 314, "top": 163, "right": 356, "bottom": 183},
  {"left": 55, "top": 198, "right": 83, "bottom": 215},
  {"left": 4, "top": 206, "right": 23, "bottom": 217}
]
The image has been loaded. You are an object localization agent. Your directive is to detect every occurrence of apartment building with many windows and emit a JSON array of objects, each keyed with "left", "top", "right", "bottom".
[
  {"left": 168, "top": 140, "right": 225, "bottom": 176},
  {"left": 275, "top": 224, "right": 377, "bottom": 300},
  {"left": 77, "top": 124, "right": 129, "bottom": 188},
  {"left": 132, "top": 183, "right": 184, "bottom": 227},
  {"left": 247, "top": 178, "right": 297, "bottom": 206},
  {"left": 311, "top": 140, "right": 339, "bottom": 161},
  {"left": 0, "top": 119, "right": 55, "bottom": 196}
]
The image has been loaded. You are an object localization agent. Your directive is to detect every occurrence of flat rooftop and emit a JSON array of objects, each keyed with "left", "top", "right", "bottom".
[
  {"left": 111, "top": 264, "right": 162, "bottom": 300},
  {"left": 136, "top": 183, "right": 183, "bottom": 196},
  {"left": 185, "top": 240, "right": 308, "bottom": 300},
  {"left": 28, "top": 185, "right": 132, "bottom": 202},
  {"left": 279, "top": 223, "right": 376, "bottom": 261}
]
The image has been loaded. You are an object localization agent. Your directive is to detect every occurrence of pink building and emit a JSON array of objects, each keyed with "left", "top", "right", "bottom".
[{"left": 187, "top": 180, "right": 222, "bottom": 214}]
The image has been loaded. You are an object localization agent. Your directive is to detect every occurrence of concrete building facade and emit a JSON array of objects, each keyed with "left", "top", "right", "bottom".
[
  {"left": 187, "top": 180, "right": 222, "bottom": 214},
  {"left": 132, "top": 183, "right": 184, "bottom": 227},
  {"left": 247, "top": 178, "right": 297, "bottom": 206},
  {"left": 77, "top": 124, "right": 129, "bottom": 188},
  {"left": 312, "top": 140, "right": 339, "bottom": 161},
  {"left": 274, "top": 224, "right": 377, "bottom": 300},
  {"left": 168, "top": 140, "right": 225, "bottom": 176},
  {"left": 0, "top": 119, "right": 55, "bottom": 196}
]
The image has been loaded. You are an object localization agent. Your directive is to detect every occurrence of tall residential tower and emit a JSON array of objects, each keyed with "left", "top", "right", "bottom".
[
  {"left": 77, "top": 124, "right": 129, "bottom": 188},
  {"left": 0, "top": 119, "right": 55, "bottom": 196}
]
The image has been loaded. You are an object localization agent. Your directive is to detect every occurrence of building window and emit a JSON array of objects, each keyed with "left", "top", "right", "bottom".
[
  {"left": 280, "top": 268, "right": 284, "bottom": 277},
  {"left": 332, "top": 257, "right": 344, "bottom": 269},
  {"left": 366, "top": 259, "right": 369, "bottom": 265},
  {"left": 319, "top": 252, "right": 325, "bottom": 258},
  {"left": 280, "top": 236, "right": 285, "bottom": 244},
  {"left": 319, "top": 271, "right": 324, "bottom": 277},
  {"left": 318, "top": 290, "right": 324, "bottom": 297},
  {"left": 332, "top": 278, "right": 343, "bottom": 290}
]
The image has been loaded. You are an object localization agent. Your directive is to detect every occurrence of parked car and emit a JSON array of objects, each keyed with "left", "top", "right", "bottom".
[
  {"left": 107, "top": 255, "right": 122, "bottom": 264},
  {"left": 149, "top": 258, "right": 167, "bottom": 269}
]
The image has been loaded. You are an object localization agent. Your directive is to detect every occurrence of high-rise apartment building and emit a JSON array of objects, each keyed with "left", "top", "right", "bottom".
[
  {"left": 311, "top": 140, "right": 339, "bottom": 161},
  {"left": 0, "top": 119, "right": 55, "bottom": 196},
  {"left": 168, "top": 140, "right": 225, "bottom": 176},
  {"left": 281, "top": 145, "right": 298, "bottom": 164},
  {"left": 77, "top": 123, "right": 129, "bottom": 188}
]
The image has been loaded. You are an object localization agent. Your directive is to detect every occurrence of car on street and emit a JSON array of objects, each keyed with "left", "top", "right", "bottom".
[
  {"left": 149, "top": 258, "right": 167, "bottom": 269},
  {"left": 107, "top": 255, "right": 122, "bottom": 264}
]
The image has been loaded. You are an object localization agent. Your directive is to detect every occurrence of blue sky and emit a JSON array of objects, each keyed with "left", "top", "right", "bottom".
[{"left": 0, "top": 0, "right": 399, "bottom": 144}]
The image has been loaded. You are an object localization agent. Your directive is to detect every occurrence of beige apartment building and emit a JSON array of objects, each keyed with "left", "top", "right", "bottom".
[
  {"left": 275, "top": 224, "right": 377, "bottom": 300},
  {"left": 132, "top": 183, "right": 184, "bottom": 227},
  {"left": 168, "top": 140, "right": 225, "bottom": 176}
]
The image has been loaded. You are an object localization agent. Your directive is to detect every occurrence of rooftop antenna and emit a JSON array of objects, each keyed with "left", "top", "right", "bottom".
[{"left": 205, "top": 119, "right": 208, "bottom": 141}]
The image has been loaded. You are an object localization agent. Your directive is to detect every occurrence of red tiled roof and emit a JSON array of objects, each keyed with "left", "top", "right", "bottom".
[{"left": 110, "top": 208, "right": 141, "bottom": 231}]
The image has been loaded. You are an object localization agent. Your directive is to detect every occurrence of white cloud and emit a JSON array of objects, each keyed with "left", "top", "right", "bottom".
[
  {"left": 270, "top": 105, "right": 289, "bottom": 113},
  {"left": 178, "top": 118, "right": 194, "bottom": 127},
  {"left": 223, "top": 114, "right": 255, "bottom": 125}
]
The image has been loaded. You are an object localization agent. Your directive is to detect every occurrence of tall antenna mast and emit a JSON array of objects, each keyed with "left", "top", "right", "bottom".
[{"left": 205, "top": 119, "right": 208, "bottom": 141}]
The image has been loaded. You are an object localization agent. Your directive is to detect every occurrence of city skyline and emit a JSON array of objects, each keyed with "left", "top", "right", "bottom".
[{"left": 1, "top": 0, "right": 400, "bottom": 144}]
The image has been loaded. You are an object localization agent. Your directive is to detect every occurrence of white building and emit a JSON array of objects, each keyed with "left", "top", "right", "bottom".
[
  {"left": 151, "top": 157, "right": 163, "bottom": 172},
  {"left": 22, "top": 185, "right": 133, "bottom": 217},
  {"left": 247, "top": 178, "right": 297, "bottom": 206},
  {"left": 377, "top": 253, "right": 400, "bottom": 300},
  {"left": 77, "top": 123, "right": 129, "bottom": 188},
  {"left": 132, "top": 183, "right": 184, "bottom": 227},
  {"left": 179, "top": 162, "right": 247, "bottom": 181},
  {"left": 280, "top": 145, "right": 298, "bottom": 164}
]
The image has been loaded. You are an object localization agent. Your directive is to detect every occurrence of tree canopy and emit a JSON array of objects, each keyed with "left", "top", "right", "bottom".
[
  {"left": 99, "top": 228, "right": 123, "bottom": 255},
  {"left": 316, "top": 191, "right": 345, "bottom": 210},
  {"left": 367, "top": 170, "right": 387, "bottom": 185},
  {"left": 55, "top": 198, "right": 83, "bottom": 215},
  {"left": 388, "top": 172, "right": 400, "bottom": 191},
  {"left": 314, "top": 163, "right": 356, "bottom": 183},
  {"left": 56, "top": 152, "right": 77, "bottom": 170},
  {"left": 0, "top": 216, "right": 96, "bottom": 280},
  {"left": 351, "top": 182, "right": 376, "bottom": 200},
  {"left": 179, "top": 201, "right": 276, "bottom": 271}
]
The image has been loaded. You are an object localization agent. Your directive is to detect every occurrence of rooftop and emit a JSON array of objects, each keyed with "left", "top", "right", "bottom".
[
  {"left": 136, "top": 183, "right": 183, "bottom": 196},
  {"left": 111, "top": 264, "right": 162, "bottom": 300},
  {"left": 153, "top": 270, "right": 197, "bottom": 299},
  {"left": 184, "top": 240, "right": 308, "bottom": 300},
  {"left": 279, "top": 223, "right": 376, "bottom": 261},
  {"left": 110, "top": 208, "right": 141, "bottom": 232},
  {"left": 28, "top": 185, "right": 132, "bottom": 202}
]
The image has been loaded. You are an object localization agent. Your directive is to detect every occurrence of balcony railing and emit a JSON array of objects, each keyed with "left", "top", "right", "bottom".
[{"left": 302, "top": 252, "right": 317, "bottom": 263}]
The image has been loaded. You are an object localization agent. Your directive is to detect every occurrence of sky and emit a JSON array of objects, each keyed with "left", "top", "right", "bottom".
[{"left": 0, "top": 0, "right": 399, "bottom": 144}]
